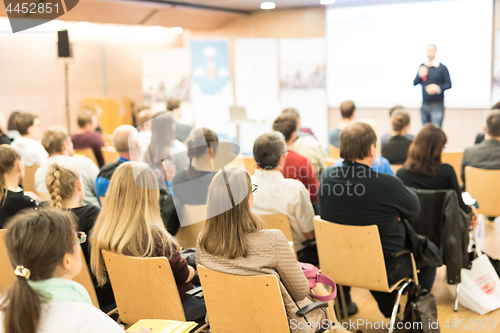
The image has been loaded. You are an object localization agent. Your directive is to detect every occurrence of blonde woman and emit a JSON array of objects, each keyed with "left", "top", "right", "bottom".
[
  {"left": 45, "top": 163, "right": 115, "bottom": 311},
  {"left": 197, "top": 166, "right": 354, "bottom": 333},
  {"left": 90, "top": 162, "right": 205, "bottom": 321}
]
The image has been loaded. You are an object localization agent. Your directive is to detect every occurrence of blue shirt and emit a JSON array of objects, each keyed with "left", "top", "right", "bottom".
[
  {"left": 333, "top": 156, "right": 396, "bottom": 176},
  {"left": 329, "top": 127, "right": 342, "bottom": 147},
  {"left": 95, "top": 157, "right": 129, "bottom": 199}
]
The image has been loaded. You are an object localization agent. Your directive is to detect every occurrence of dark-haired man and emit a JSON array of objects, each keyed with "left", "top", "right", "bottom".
[
  {"left": 167, "top": 99, "right": 192, "bottom": 143},
  {"left": 71, "top": 109, "right": 105, "bottom": 167},
  {"left": 329, "top": 100, "right": 356, "bottom": 148},
  {"left": 319, "top": 122, "right": 435, "bottom": 318}
]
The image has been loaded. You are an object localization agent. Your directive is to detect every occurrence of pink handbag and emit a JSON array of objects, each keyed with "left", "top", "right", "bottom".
[{"left": 301, "top": 263, "right": 337, "bottom": 302}]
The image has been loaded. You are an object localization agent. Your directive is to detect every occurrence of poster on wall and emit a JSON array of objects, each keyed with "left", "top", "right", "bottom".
[
  {"left": 279, "top": 38, "right": 328, "bottom": 147},
  {"left": 190, "top": 39, "right": 235, "bottom": 141},
  {"left": 142, "top": 48, "right": 191, "bottom": 113},
  {"left": 234, "top": 38, "right": 281, "bottom": 122}
]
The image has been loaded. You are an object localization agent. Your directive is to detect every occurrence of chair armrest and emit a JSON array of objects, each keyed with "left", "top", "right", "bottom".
[
  {"left": 186, "top": 286, "right": 203, "bottom": 297},
  {"left": 391, "top": 249, "right": 411, "bottom": 258},
  {"left": 296, "top": 301, "right": 328, "bottom": 317}
]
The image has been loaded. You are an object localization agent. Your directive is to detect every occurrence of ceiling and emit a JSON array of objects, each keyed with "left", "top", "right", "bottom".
[{"left": 0, "top": 0, "right": 445, "bottom": 31}]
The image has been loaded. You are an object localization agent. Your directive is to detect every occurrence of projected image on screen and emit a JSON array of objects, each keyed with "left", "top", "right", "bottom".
[{"left": 326, "top": 0, "right": 493, "bottom": 108}]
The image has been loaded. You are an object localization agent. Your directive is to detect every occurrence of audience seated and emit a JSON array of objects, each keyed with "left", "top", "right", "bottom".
[
  {"left": 272, "top": 115, "right": 319, "bottom": 207},
  {"left": 282, "top": 108, "right": 316, "bottom": 138},
  {"left": 282, "top": 110, "right": 326, "bottom": 176},
  {"left": 71, "top": 109, "right": 106, "bottom": 167},
  {"left": 0, "top": 115, "right": 11, "bottom": 146},
  {"left": 250, "top": 132, "right": 317, "bottom": 264},
  {"left": 90, "top": 162, "right": 206, "bottom": 321},
  {"left": 397, "top": 123, "right": 478, "bottom": 226},
  {"left": 35, "top": 126, "right": 99, "bottom": 207},
  {"left": 45, "top": 163, "right": 115, "bottom": 310},
  {"left": 0, "top": 145, "right": 38, "bottom": 227},
  {"left": 381, "top": 111, "right": 413, "bottom": 164},
  {"left": 196, "top": 166, "right": 326, "bottom": 333},
  {"left": 461, "top": 111, "right": 500, "bottom": 185},
  {"left": 172, "top": 128, "right": 218, "bottom": 207},
  {"left": 0, "top": 208, "right": 149, "bottom": 333},
  {"left": 10, "top": 113, "right": 48, "bottom": 167},
  {"left": 136, "top": 109, "right": 155, "bottom": 154},
  {"left": 319, "top": 122, "right": 436, "bottom": 318},
  {"left": 167, "top": 100, "right": 193, "bottom": 143},
  {"left": 334, "top": 119, "right": 395, "bottom": 176},
  {"left": 143, "top": 111, "right": 189, "bottom": 177},
  {"left": 95, "top": 125, "right": 142, "bottom": 199},
  {"left": 474, "top": 102, "right": 500, "bottom": 144},
  {"left": 6, "top": 111, "right": 20, "bottom": 140},
  {"left": 329, "top": 100, "right": 356, "bottom": 148},
  {"left": 380, "top": 105, "right": 415, "bottom": 144}
]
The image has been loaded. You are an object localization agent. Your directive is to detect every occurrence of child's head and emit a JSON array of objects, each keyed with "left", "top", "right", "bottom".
[
  {"left": 1, "top": 208, "right": 81, "bottom": 333},
  {"left": 45, "top": 163, "right": 83, "bottom": 209}
]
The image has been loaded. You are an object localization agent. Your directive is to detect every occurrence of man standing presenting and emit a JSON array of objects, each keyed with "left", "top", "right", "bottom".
[{"left": 414, "top": 44, "right": 452, "bottom": 128}]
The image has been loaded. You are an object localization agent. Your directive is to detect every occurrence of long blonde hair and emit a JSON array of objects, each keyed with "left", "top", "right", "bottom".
[
  {"left": 90, "top": 162, "right": 175, "bottom": 286},
  {"left": 45, "top": 163, "right": 80, "bottom": 209},
  {"left": 198, "top": 166, "right": 263, "bottom": 259},
  {"left": 0, "top": 145, "right": 21, "bottom": 209}
]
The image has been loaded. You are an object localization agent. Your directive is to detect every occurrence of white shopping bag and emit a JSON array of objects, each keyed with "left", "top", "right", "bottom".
[{"left": 449, "top": 244, "right": 500, "bottom": 315}]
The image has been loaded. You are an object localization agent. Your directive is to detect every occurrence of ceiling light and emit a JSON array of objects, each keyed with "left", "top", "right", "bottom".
[
  {"left": 260, "top": 2, "right": 275, "bottom": 9},
  {"left": 171, "top": 27, "right": 184, "bottom": 34},
  {"left": 320, "top": 0, "right": 335, "bottom": 4},
  {"left": 151, "top": 25, "right": 164, "bottom": 31},
  {"left": 78, "top": 21, "right": 92, "bottom": 27}
]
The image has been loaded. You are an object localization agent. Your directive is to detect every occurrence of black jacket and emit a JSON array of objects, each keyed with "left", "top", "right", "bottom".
[{"left": 409, "top": 188, "right": 470, "bottom": 284}]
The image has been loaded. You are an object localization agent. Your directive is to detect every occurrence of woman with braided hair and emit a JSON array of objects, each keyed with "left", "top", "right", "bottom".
[
  {"left": 45, "top": 163, "right": 115, "bottom": 311},
  {"left": 0, "top": 144, "right": 38, "bottom": 227}
]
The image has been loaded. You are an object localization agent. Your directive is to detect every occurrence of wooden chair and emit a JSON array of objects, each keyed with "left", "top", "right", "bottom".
[
  {"left": 103, "top": 133, "right": 114, "bottom": 147},
  {"left": 102, "top": 250, "right": 207, "bottom": 332},
  {"left": 198, "top": 265, "right": 328, "bottom": 333},
  {"left": 442, "top": 150, "right": 464, "bottom": 185},
  {"left": 391, "top": 164, "right": 403, "bottom": 174},
  {"left": 465, "top": 166, "right": 500, "bottom": 216},
  {"left": 22, "top": 164, "right": 40, "bottom": 193},
  {"left": 242, "top": 156, "right": 257, "bottom": 175},
  {"left": 176, "top": 205, "right": 207, "bottom": 249},
  {"left": 259, "top": 214, "right": 297, "bottom": 254},
  {"left": 313, "top": 217, "right": 417, "bottom": 333},
  {"left": 0, "top": 230, "right": 100, "bottom": 308},
  {"left": 101, "top": 146, "right": 120, "bottom": 164},
  {"left": 325, "top": 157, "right": 336, "bottom": 168},
  {"left": 75, "top": 148, "right": 99, "bottom": 167},
  {"left": 328, "top": 145, "right": 340, "bottom": 160}
]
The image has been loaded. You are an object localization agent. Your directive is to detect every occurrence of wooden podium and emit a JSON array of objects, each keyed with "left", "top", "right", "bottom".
[{"left": 82, "top": 98, "right": 134, "bottom": 135}]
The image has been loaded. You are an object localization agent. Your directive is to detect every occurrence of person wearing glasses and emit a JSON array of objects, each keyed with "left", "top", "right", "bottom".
[
  {"left": 0, "top": 208, "right": 152, "bottom": 333},
  {"left": 45, "top": 162, "right": 116, "bottom": 312},
  {"left": 250, "top": 132, "right": 317, "bottom": 265},
  {"left": 90, "top": 162, "right": 206, "bottom": 322},
  {"left": 197, "top": 166, "right": 345, "bottom": 333}
]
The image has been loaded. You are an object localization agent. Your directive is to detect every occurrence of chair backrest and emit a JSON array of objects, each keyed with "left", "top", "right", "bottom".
[
  {"left": 325, "top": 157, "right": 336, "bottom": 168},
  {"left": 465, "top": 166, "right": 500, "bottom": 216},
  {"left": 0, "top": 231, "right": 99, "bottom": 307},
  {"left": 103, "top": 133, "right": 114, "bottom": 147},
  {"left": 75, "top": 148, "right": 99, "bottom": 167},
  {"left": 243, "top": 156, "right": 257, "bottom": 175},
  {"left": 176, "top": 205, "right": 207, "bottom": 249},
  {"left": 73, "top": 251, "right": 100, "bottom": 308},
  {"left": 198, "top": 265, "right": 290, "bottom": 333},
  {"left": 0, "top": 230, "right": 15, "bottom": 293},
  {"left": 22, "top": 164, "right": 40, "bottom": 193},
  {"left": 329, "top": 145, "right": 340, "bottom": 159},
  {"left": 442, "top": 150, "right": 464, "bottom": 185},
  {"left": 313, "top": 217, "right": 390, "bottom": 292},
  {"left": 101, "top": 146, "right": 120, "bottom": 164},
  {"left": 391, "top": 164, "right": 403, "bottom": 174},
  {"left": 259, "top": 214, "right": 296, "bottom": 253},
  {"left": 101, "top": 250, "right": 185, "bottom": 324}
]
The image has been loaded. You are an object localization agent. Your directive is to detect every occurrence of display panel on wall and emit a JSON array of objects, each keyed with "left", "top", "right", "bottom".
[
  {"left": 190, "top": 39, "right": 235, "bottom": 141},
  {"left": 280, "top": 38, "right": 328, "bottom": 147},
  {"left": 326, "top": 0, "right": 493, "bottom": 108}
]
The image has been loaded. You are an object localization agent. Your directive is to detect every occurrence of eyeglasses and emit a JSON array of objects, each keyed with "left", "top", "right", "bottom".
[
  {"left": 76, "top": 231, "right": 87, "bottom": 245},
  {"left": 251, "top": 183, "right": 258, "bottom": 194}
]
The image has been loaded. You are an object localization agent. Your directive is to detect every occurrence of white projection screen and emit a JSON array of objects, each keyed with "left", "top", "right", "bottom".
[{"left": 326, "top": 0, "right": 493, "bottom": 108}]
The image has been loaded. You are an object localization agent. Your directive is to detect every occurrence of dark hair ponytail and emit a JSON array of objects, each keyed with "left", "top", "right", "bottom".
[
  {"left": 0, "top": 208, "right": 77, "bottom": 333},
  {"left": 0, "top": 145, "right": 21, "bottom": 209},
  {"left": 186, "top": 128, "right": 218, "bottom": 180}
]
